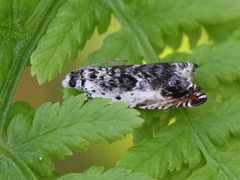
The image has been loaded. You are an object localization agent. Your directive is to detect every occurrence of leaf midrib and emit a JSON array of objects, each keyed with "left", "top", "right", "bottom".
[
  {"left": 106, "top": 0, "right": 160, "bottom": 63},
  {"left": 182, "top": 110, "right": 237, "bottom": 179}
]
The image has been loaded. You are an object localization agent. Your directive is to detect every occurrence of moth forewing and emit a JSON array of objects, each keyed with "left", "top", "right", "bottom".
[{"left": 62, "top": 62, "right": 207, "bottom": 110}]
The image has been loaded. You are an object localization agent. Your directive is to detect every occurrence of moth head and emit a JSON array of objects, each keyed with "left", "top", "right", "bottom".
[{"left": 186, "top": 86, "right": 207, "bottom": 107}]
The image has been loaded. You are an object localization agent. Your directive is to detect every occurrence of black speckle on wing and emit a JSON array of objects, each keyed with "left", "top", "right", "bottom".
[
  {"left": 89, "top": 73, "right": 97, "bottom": 79},
  {"left": 147, "top": 64, "right": 174, "bottom": 90},
  {"left": 69, "top": 78, "right": 76, "bottom": 87},
  {"left": 95, "top": 72, "right": 138, "bottom": 91},
  {"left": 69, "top": 63, "right": 194, "bottom": 98},
  {"left": 128, "top": 63, "right": 177, "bottom": 90},
  {"left": 115, "top": 95, "right": 121, "bottom": 100},
  {"left": 161, "top": 79, "right": 189, "bottom": 98},
  {"left": 118, "top": 74, "right": 138, "bottom": 91}
]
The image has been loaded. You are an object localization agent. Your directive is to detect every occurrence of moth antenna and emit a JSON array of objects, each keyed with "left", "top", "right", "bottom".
[{"left": 83, "top": 59, "right": 128, "bottom": 69}]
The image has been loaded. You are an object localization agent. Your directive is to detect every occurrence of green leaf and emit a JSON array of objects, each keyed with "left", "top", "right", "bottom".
[
  {"left": 5, "top": 94, "right": 143, "bottom": 175},
  {"left": 190, "top": 150, "right": 240, "bottom": 179},
  {"left": 165, "top": 164, "right": 202, "bottom": 180},
  {"left": 0, "top": 0, "right": 39, "bottom": 90},
  {"left": 228, "top": 26, "right": 240, "bottom": 42},
  {"left": 205, "top": 20, "right": 240, "bottom": 44},
  {"left": 0, "top": 34, "right": 17, "bottom": 91},
  {"left": 0, "top": 0, "right": 40, "bottom": 25},
  {"left": 87, "top": 0, "right": 240, "bottom": 65},
  {"left": 0, "top": 153, "right": 37, "bottom": 180},
  {"left": 2, "top": 0, "right": 240, "bottom": 178},
  {"left": 58, "top": 166, "right": 154, "bottom": 180},
  {"left": 118, "top": 121, "right": 203, "bottom": 179},
  {"left": 0, "top": 0, "right": 65, "bottom": 140},
  {"left": 86, "top": 31, "right": 142, "bottom": 65},
  {"left": 30, "top": 0, "right": 111, "bottom": 84},
  {"left": 133, "top": 109, "right": 171, "bottom": 144},
  {"left": 5, "top": 101, "right": 35, "bottom": 132},
  {"left": 62, "top": 88, "right": 82, "bottom": 100},
  {"left": 192, "top": 42, "right": 240, "bottom": 92},
  {"left": 118, "top": 96, "right": 240, "bottom": 179}
]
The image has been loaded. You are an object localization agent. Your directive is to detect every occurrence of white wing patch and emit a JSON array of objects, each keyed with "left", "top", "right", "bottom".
[{"left": 62, "top": 62, "right": 207, "bottom": 110}]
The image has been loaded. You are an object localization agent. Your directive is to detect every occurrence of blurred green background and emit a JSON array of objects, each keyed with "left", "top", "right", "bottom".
[{"left": 12, "top": 17, "right": 209, "bottom": 175}]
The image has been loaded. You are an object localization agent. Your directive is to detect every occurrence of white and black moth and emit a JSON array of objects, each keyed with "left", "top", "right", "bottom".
[{"left": 62, "top": 61, "right": 207, "bottom": 110}]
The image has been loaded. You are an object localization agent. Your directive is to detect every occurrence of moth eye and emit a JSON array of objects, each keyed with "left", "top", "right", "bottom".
[
  {"left": 190, "top": 93, "right": 207, "bottom": 107},
  {"left": 69, "top": 79, "right": 76, "bottom": 87}
]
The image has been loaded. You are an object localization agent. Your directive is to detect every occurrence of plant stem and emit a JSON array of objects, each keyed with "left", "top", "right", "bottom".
[
  {"left": 106, "top": 0, "right": 160, "bottom": 63},
  {"left": 0, "top": 0, "right": 64, "bottom": 143}
]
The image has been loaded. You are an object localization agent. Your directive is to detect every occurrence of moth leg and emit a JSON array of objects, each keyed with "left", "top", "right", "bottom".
[
  {"left": 85, "top": 93, "right": 93, "bottom": 101},
  {"left": 162, "top": 109, "right": 168, "bottom": 113}
]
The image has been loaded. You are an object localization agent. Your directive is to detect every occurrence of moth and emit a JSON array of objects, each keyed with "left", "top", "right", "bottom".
[{"left": 62, "top": 60, "right": 207, "bottom": 110}]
